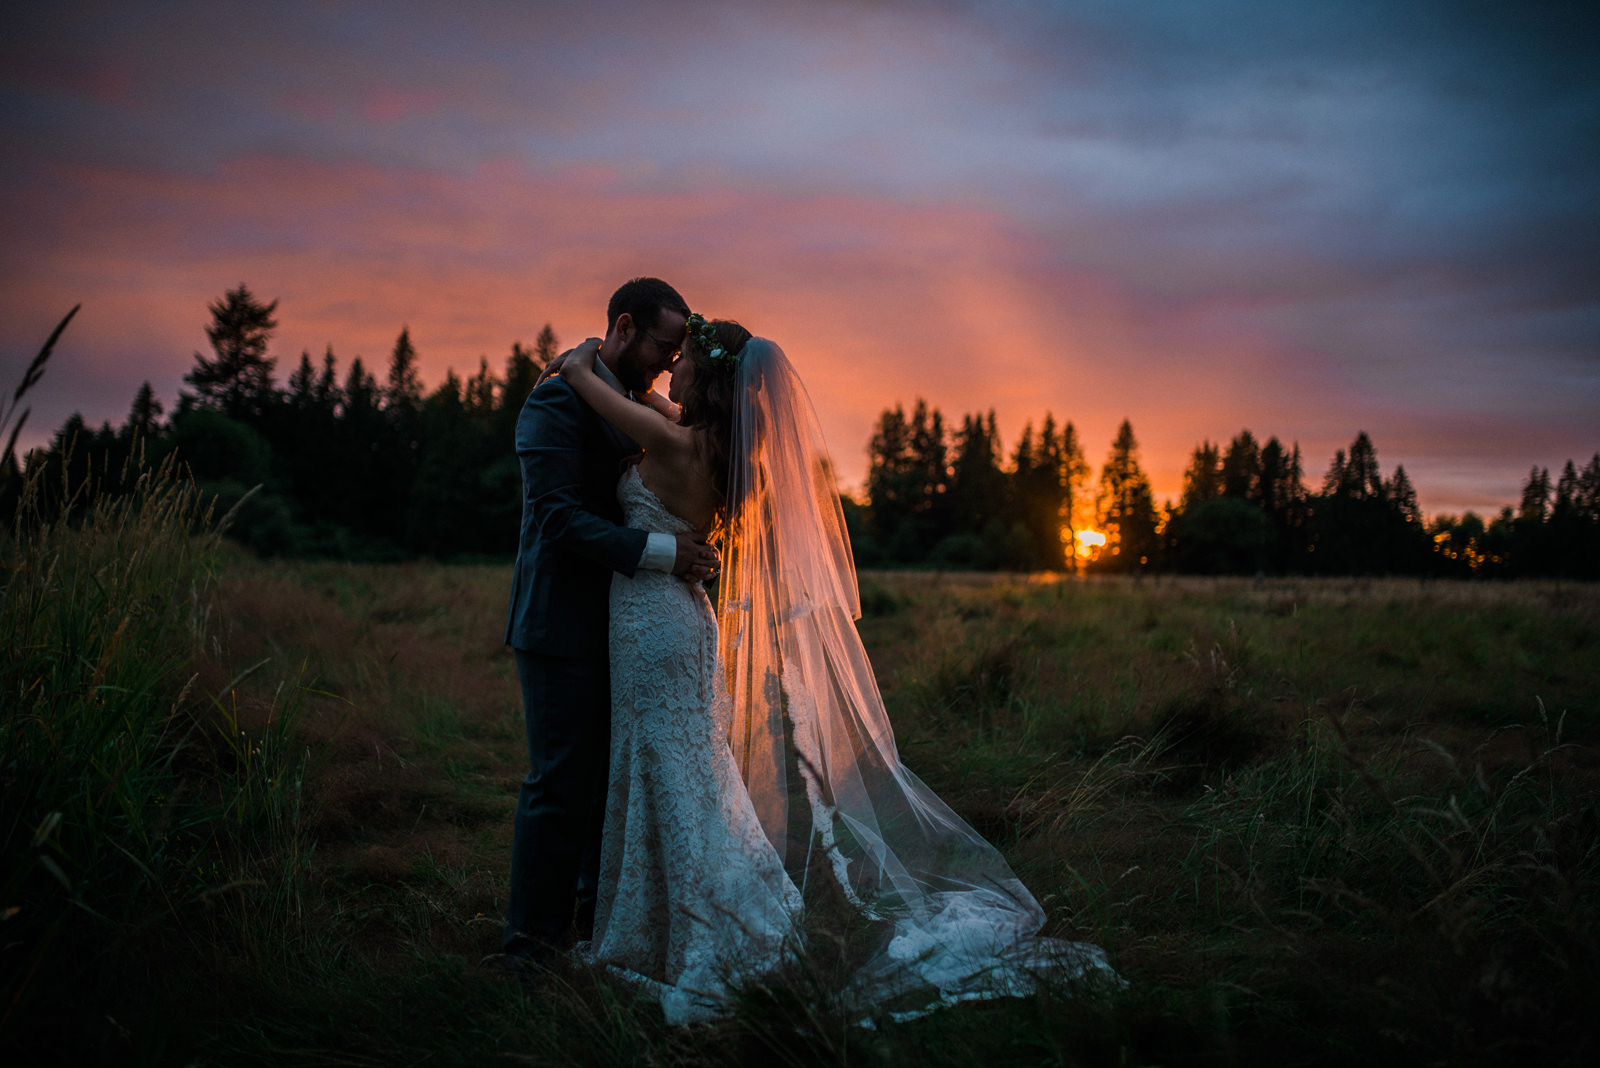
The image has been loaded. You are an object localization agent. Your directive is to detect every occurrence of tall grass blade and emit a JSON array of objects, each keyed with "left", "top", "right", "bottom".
[{"left": 1, "top": 304, "right": 79, "bottom": 473}]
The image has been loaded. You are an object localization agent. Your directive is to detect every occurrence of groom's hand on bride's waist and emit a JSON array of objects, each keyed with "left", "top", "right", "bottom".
[{"left": 672, "top": 531, "right": 719, "bottom": 584}]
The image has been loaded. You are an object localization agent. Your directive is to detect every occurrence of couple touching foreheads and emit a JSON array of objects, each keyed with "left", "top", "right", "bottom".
[{"left": 501, "top": 277, "right": 1112, "bottom": 1023}]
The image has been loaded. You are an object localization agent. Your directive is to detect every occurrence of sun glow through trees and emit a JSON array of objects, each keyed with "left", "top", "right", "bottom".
[{"left": 1072, "top": 528, "right": 1106, "bottom": 563}]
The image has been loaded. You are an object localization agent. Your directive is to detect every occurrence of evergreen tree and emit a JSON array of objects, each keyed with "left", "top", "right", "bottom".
[
  {"left": 315, "top": 346, "right": 342, "bottom": 412},
  {"left": 343, "top": 357, "right": 379, "bottom": 417},
  {"left": 51, "top": 412, "right": 86, "bottom": 450},
  {"left": 1483, "top": 507, "right": 1518, "bottom": 574},
  {"left": 1321, "top": 448, "right": 1347, "bottom": 497},
  {"left": 498, "top": 340, "right": 542, "bottom": 445},
  {"left": 507, "top": 340, "right": 540, "bottom": 402},
  {"left": 1383, "top": 464, "right": 1427, "bottom": 571},
  {"left": 385, "top": 327, "right": 424, "bottom": 414},
  {"left": 936, "top": 410, "right": 1010, "bottom": 568},
  {"left": 481, "top": 335, "right": 549, "bottom": 544},
  {"left": 1093, "top": 419, "right": 1159, "bottom": 571},
  {"left": 464, "top": 356, "right": 498, "bottom": 414},
  {"left": 436, "top": 368, "right": 462, "bottom": 406},
  {"left": 1341, "top": 431, "right": 1383, "bottom": 501},
  {"left": 383, "top": 328, "right": 426, "bottom": 504},
  {"left": 1578, "top": 454, "right": 1600, "bottom": 521},
  {"left": 183, "top": 284, "right": 279, "bottom": 421},
  {"left": 1169, "top": 430, "right": 1277, "bottom": 574},
  {"left": 1546, "top": 459, "right": 1593, "bottom": 577},
  {"left": 1008, "top": 420, "right": 1041, "bottom": 567},
  {"left": 1256, "top": 438, "right": 1298, "bottom": 512},
  {"left": 866, "top": 403, "right": 926, "bottom": 560},
  {"left": 406, "top": 373, "right": 474, "bottom": 554},
  {"left": 924, "top": 411, "right": 1025, "bottom": 569},
  {"left": 1256, "top": 436, "right": 1308, "bottom": 570},
  {"left": 1033, "top": 413, "right": 1066, "bottom": 568},
  {"left": 533, "top": 324, "right": 559, "bottom": 371},
  {"left": 124, "top": 381, "right": 163, "bottom": 440},
  {"left": 1518, "top": 465, "right": 1550, "bottom": 524},
  {"left": 1180, "top": 441, "right": 1223, "bottom": 507},
  {"left": 1570, "top": 454, "right": 1600, "bottom": 579},
  {"left": 1553, "top": 459, "right": 1579, "bottom": 518},
  {"left": 1057, "top": 419, "right": 1090, "bottom": 570},
  {"left": 1385, "top": 465, "right": 1420, "bottom": 525},
  {"left": 908, "top": 399, "right": 949, "bottom": 548},
  {"left": 948, "top": 412, "right": 1004, "bottom": 522},
  {"left": 286, "top": 352, "right": 317, "bottom": 412},
  {"left": 276, "top": 349, "right": 338, "bottom": 534},
  {"left": 1318, "top": 431, "right": 1385, "bottom": 554},
  {"left": 1513, "top": 465, "right": 1553, "bottom": 575},
  {"left": 1309, "top": 432, "right": 1419, "bottom": 574},
  {"left": 329, "top": 356, "right": 385, "bottom": 536},
  {"left": 1005, "top": 413, "right": 1084, "bottom": 570},
  {"left": 48, "top": 413, "right": 92, "bottom": 500},
  {"left": 1220, "top": 429, "right": 1261, "bottom": 500},
  {"left": 1011, "top": 422, "right": 1035, "bottom": 487}
]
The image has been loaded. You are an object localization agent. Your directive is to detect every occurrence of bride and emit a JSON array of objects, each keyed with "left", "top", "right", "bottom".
[{"left": 553, "top": 316, "right": 1113, "bottom": 1023}]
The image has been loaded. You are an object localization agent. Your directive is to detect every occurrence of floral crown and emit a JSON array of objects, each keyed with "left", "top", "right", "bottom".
[{"left": 685, "top": 312, "right": 740, "bottom": 369}]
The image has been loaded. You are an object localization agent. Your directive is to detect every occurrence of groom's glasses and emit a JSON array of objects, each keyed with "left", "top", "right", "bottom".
[{"left": 645, "top": 332, "right": 682, "bottom": 360}]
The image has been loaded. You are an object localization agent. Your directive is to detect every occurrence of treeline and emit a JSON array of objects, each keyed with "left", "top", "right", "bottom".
[
  {"left": 857, "top": 401, "right": 1600, "bottom": 579},
  {"left": 12, "top": 285, "right": 547, "bottom": 558},
  {"left": 13, "top": 285, "right": 1600, "bottom": 577}
]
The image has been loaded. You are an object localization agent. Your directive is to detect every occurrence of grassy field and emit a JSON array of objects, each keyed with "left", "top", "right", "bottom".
[{"left": 6, "top": 537, "right": 1598, "bottom": 1065}]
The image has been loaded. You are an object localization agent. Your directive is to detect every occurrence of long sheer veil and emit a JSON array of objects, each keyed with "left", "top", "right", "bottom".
[{"left": 717, "top": 339, "right": 1110, "bottom": 1008}]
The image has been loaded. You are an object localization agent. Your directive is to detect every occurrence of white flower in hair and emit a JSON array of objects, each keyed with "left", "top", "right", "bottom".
[{"left": 686, "top": 313, "right": 737, "bottom": 368}]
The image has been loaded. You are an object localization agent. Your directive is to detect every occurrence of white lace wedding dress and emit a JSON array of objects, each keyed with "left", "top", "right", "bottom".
[
  {"left": 589, "top": 412, "right": 1118, "bottom": 1024},
  {"left": 587, "top": 468, "right": 803, "bottom": 1023}
]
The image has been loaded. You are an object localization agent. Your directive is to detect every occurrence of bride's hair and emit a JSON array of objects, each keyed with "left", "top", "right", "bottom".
[{"left": 677, "top": 318, "right": 751, "bottom": 521}]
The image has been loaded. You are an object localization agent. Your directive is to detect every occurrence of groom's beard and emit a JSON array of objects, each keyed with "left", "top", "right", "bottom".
[{"left": 615, "top": 335, "right": 655, "bottom": 394}]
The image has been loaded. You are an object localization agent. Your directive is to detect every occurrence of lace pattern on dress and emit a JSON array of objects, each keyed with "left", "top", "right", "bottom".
[{"left": 586, "top": 469, "right": 803, "bottom": 1022}]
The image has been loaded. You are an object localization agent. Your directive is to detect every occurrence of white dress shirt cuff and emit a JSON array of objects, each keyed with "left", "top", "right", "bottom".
[{"left": 639, "top": 531, "right": 677, "bottom": 573}]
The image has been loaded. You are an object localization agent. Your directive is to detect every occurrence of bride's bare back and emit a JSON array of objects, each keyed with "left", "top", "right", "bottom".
[
  {"left": 554, "top": 339, "right": 720, "bottom": 533},
  {"left": 634, "top": 431, "right": 720, "bottom": 532}
]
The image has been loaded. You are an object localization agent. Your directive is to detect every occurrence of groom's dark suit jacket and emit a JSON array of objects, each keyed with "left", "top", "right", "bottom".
[{"left": 503, "top": 376, "right": 647, "bottom": 656}]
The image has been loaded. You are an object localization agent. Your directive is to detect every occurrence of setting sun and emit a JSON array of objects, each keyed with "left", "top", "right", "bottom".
[{"left": 1071, "top": 528, "right": 1106, "bottom": 561}]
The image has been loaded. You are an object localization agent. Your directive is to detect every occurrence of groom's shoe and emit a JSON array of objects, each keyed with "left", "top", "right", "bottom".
[{"left": 495, "top": 932, "right": 564, "bottom": 978}]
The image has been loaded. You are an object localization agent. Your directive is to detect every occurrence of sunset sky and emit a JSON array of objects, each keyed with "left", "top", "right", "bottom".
[{"left": 3, "top": 0, "right": 1597, "bottom": 515}]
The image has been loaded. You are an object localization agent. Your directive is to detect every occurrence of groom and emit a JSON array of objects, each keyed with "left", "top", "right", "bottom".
[{"left": 502, "top": 276, "right": 712, "bottom": 964}]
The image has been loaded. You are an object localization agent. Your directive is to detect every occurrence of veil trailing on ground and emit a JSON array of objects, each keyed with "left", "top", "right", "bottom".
[{"left": 717, "top": 340, "right": 1111, "bottom": 1011}]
